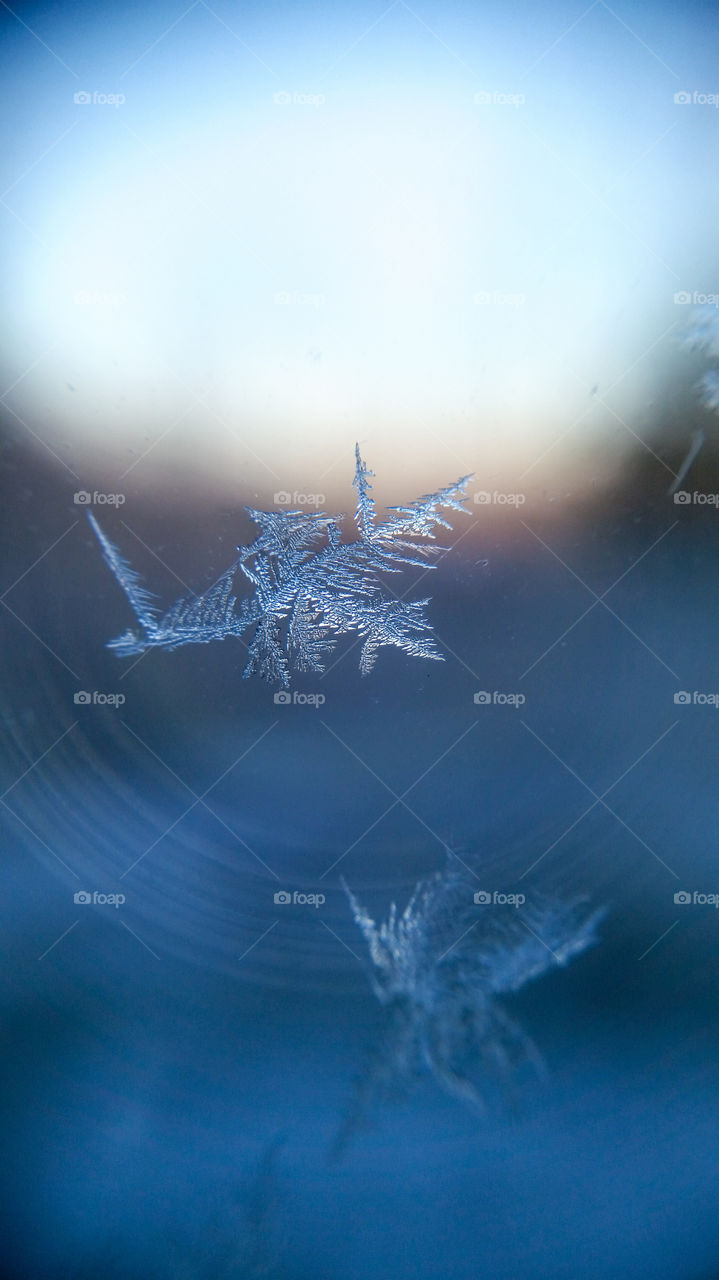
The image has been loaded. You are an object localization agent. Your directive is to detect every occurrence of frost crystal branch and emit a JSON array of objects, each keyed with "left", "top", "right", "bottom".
[
  {"left": 679, "top": 304, "right": 719, "bottom": 412},
  {"left": 89, "top": 446, "right": 472, "bottom": 687},
  {"left": 335, "top": 865, "right": 603, "bottom": 1153}
]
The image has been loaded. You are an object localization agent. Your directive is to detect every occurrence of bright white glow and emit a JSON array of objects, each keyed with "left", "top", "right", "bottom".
[{"left": 1, "top": 4, "right": 715, "bottom": 499}]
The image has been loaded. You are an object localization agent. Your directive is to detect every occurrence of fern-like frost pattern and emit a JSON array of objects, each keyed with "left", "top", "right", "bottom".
[
  {"left": 89, "top": 446, "right": 472, "bottom": 686},
  {"left": 336, "top": 864, "right": 603, "bottom": 1151}
]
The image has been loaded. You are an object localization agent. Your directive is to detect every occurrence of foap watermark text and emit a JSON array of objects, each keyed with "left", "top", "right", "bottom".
[
  {"left": 674, "top": 290, "right": 719, "bottom": 306},
  {"left": 274, "top": 691, "right": 325, "bottom": 707},
  {"left": 474, "top": 490, "right": 525, "bottom": 506},
  {"left": 74, "top": 90, "right": 125, "bottom": 107},
  {"left": 274, "top": 290, "right": 325, "bottom": 307},
  {"left": 74, "top": 691, "right": 126, "bottom": 707},
  {"left": 473, "top": 290, "right": 526, "bottom": 307},
  {"left": 673, "top": 90, "right": 719, "bottom": 107},
  {"left": 274, "top": 90, "right": 325, "bottom": 107},
  {"left": 274, "top": 490, "right": 325, "bottom": 508},
  {"left": 274, "top": 890, "right": 325, "bottom": 907},
  {"left": 673, "top": 491, "right": 719, "bottom": 506},
  {"left": 474, "top": 690, "right": 525, "bottom": 707},
  {"left": 674, "top": 690, "right": 719, "bottom": 707},
  {"left": 474, "top": 90, "right": 525, "bottom": 107},
  {"left": 74, "top": 490, "right": 125, "bottom": 506},
  {"left": 74, "top": 890, "right": 126, "bottom": 907},
  {"left": 474, "top": 890, "right": 526, "bottom": 907},
  {"left": 674, "top": 890, "right": 719, "bottom": 907}
]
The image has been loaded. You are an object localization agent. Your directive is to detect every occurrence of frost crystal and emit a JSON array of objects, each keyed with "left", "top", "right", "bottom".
[
  {"left": 679, "top": 305, "right": 719, "bottom": 411},
  {"left": 89, "top": 446, "right": 472, "bottom": 686},
  {"left": 680, "top": 304, "right": 719, "bottom": 362},
  {"left": 336, "top": 865, "right": 603, "bottom": 1152},
  {"left": 698, "top": 369, "right": 719, "bottom": 412}
]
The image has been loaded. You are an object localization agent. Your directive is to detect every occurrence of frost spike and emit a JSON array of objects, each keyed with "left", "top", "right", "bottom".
[
  {"left": 352, "top": 443, "right": 375, "bottom": 539},
  {"left": 87, "top": 511, "right": 158, "bottom": 633}
]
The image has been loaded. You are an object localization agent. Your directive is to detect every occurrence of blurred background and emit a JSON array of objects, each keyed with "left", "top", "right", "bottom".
[{"left": 2, "top": 0, "right": 719, "bottom": 1276}]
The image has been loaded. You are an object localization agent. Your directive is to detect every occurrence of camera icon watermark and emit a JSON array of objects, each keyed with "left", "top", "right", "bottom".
[
  {"left": 474, "top": 490, "right": 526, "bottom": 506},
  {"left": 74, "top": 490, "right": 125, "bottom": 506},
  {"left": 673, "top": 690, "right": 719, "bottom": 707},
  {"left": 273, "top": 489, "right": 325, "bottom": 508},
  {"left": 73, "top": 90, "right": 126, "bottom": 107},
  {"left": 273, "top": 90, "right": 325, "bottom": 107},
  {"left": 673, "top": 290, "right": 719, "bottom": 307},
  {"left": 273, "top": 290, "right": 325, "bottom": 307},
  {"left": 674, "top": 889, "right": 719, "bottom": 907},
  {"left": 672, "top": 490, "right": 719, "bottom": 506},
  {"left": 673, "top": 90, "right": 719, "bottom": 107},
  {"left": 273, "top": 889, "right": 325, "bottom": 907},
  {"left": 474, "top": 889, "right": 526, "bottom": 907},
  {"left": 473, "top": 290, "right": 526, "bottom": 307},
  {"left": 74, "top": 890, "right": 125, "bottom": 907},
  {"left": 74, "top": 691, "right": 126, "bottom": 707},
  {"left": 273, "top": 690, "right": 326, "bottom": 707},
  {"left": 473, "top": 90, "right": 525, "bottom": 108},
  {"left": 473, "top": 690, "right": 525, "bottom": 707}
]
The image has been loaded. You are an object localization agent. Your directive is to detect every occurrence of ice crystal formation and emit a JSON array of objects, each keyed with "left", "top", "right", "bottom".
[
  {"left": 680, "top": 304, "right": 719, "bottom": 412},
  {"left": 89, "top": 446, "right": 472, "bottom": 686},
  {"left": 336, "top": 865, "right": 603, "bottom": 1152}
]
